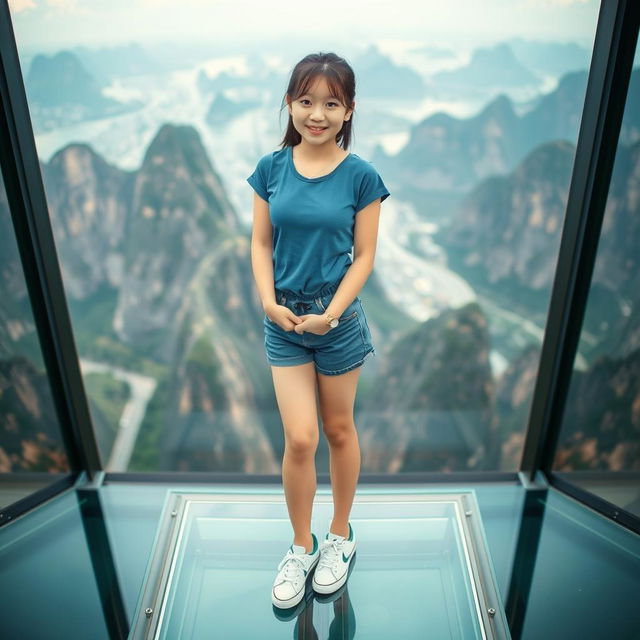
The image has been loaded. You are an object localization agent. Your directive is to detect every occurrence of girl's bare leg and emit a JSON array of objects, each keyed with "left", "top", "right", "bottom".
[
  {"left": 317, "top": 366, "right": 362, "bottom": 538},
  {"left": 271, "top": 362, "right": 319, "bottom": 552}
]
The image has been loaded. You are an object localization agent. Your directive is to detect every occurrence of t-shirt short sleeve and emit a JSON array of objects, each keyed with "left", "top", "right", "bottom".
[
  {"left": 246, "top": 153, "right": 271, "bottom": 201},
  {"left": 355, "top": 164, "right": 390, "bottom": 213}
]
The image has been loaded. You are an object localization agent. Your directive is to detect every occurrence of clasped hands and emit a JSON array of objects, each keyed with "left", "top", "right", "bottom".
[{"left": 265, "top": 303, "right": 332, "bottom": 335}]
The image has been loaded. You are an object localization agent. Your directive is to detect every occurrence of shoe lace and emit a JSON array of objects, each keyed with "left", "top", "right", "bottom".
[
  {"left": 277, "top": 552, "right": 307, "bottom": 583},
  {"left": 318, "top": 539, "right": 343, "bottom": 572}
]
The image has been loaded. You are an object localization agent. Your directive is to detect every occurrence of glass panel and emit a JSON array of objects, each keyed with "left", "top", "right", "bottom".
[
  {"left": 130, "top": 490, "right": 510, "bottom": 639},
  {"left": 0, "top": 159, "right": 70, "bottom": 511},
  {"left": 0, "top": 490, "right": 108, "bottom": 639},
  {"left": 552, "top": 38, "right": 640, "bottom": 518},
  {"left": 3, "top": 481, "right": 639, "bottom": 639},
  {"left": 9, "top": 2, "right": 601, "bottom": 472},
  {"left": 98, "top": 482, "right": 525, "bottom": 629},
  {"left": 521, "top": 489, "right": 640, "bottom": 639}
]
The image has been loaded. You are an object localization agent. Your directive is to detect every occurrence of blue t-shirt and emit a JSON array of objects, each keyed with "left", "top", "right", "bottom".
[{"left": 247, "top": 145, "right": 390, "bottom": 296}]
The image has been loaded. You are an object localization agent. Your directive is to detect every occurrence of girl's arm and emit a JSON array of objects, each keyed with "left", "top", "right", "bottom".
[
  {"left": 324, "top": 197, "right": 382, "bottom": 319},
  {"left": 251, "top": 192, "right": 277, "bottom": 312}
]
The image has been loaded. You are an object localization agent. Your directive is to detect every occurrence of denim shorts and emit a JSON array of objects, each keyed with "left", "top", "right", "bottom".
[{"left": 263, "top": 280, "right": 376, "bottom": 376}]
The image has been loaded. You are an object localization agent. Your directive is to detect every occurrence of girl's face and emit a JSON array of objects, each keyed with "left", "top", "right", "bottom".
[{"left": 286, "top": 75, "right": 353, "bottom": 149}]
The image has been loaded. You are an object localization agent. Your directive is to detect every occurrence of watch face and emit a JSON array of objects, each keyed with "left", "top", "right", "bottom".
[{"left": 330, "top": 318, "right": 339, "bottom": 328}]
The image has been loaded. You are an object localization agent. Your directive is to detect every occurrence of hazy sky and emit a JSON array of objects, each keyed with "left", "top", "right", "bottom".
[{"left": 9, "top": 0, "right": 599, "bottom": 53}]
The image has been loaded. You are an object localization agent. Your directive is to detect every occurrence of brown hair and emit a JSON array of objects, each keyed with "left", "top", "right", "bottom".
[{"left": 279, "top": 52, "right": 356, "bottom": 150}]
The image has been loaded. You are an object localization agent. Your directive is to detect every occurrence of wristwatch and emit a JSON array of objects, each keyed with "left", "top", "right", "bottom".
[{"left": 325, "top": 313, "right": 339, "bottom": 329}]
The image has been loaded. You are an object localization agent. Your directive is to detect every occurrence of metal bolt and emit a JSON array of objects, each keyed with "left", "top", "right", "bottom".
[
  {"left": 145, "top": 608, "right": 153, "bottom": 618},
  {"left": 171, "top": 510, "right": 177, "bottom": 517},
  {"left": 488, "top": 608, "right": 496, "bottom": 617},
  {"left": 465, "top": 511, "right": 472, "bottom": 517}
]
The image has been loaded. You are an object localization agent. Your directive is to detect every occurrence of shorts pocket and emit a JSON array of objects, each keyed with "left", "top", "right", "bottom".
[
  {"left": 317, "top": 294, "right": 359, "bottom": 321},
  {"left": 340, "top": 308, "right": 358, "bottom": 322},
  {"left": 356, "top": 300, "right": 372, "bottom": 340}
]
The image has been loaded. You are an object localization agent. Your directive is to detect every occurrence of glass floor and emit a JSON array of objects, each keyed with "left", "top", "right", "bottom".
[
  {"left": 1, "top": 478, "right": 639, "bottom": 639},
  {"left": 130, "top": 490, "right": 509, "bottom": 639}
]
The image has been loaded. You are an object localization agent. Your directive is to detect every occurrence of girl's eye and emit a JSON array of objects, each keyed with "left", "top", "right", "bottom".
[{"left": 298, "top": 99, "right": 340, "bottom": 107}]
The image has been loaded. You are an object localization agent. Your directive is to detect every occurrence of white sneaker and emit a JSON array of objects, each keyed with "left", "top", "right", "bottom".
[
  {"left": 272, "top": 533, "right": 320, "bottom": 609},
  {"left": 312, "top": 523, "right": 357, "bottom": 595}
]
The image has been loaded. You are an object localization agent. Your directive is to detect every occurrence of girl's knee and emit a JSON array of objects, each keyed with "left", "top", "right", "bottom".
[
  {"left": 285, "top": 432, "right": 318, "bottom": 457},
  {"left": 322, "top": 417, "right": 355, "bottom": 445}
]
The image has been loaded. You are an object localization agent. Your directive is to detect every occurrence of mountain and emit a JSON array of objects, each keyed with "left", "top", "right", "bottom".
[
  {"left": 109, "top": 124, "right": 239, "bottom": 351},
  {"left": 71, "top": 43, "right": 164, "bottom": 82},
  {"left": 493, "top": 343, "right": 540, "bottom": 470},
  {"left": 520, "top": 70, "right": 589, "bottom": 147},
  {"left": 24, "top": 50, "right": 143, "bottom": 132},
  {"left": 358, "top": 302, "right": 497, "bottom": 472},
  {"left": 431, "top": 43, "right": 540, "bottom": 91},
  {"left": 376, "top": 70, "right": 589, "bottom": 196},
  {"left": 352, "top": 44, "right": 426, "bottom": 99},
  {"left": 40, "top": 124, "right": 276, "bottom": 472},
  {"left": 582, "top": 139, "right": 640, "bottom": 358},
  {"left": 507, "top": 37, "right": 593, "bottom": 78},
  {"left": 438, "top": 140, "right": 573, "bottom": 297},
  {"left": 41, "top": 141, "right": 132, "bottom": 299},
  {"left": 205, "top": 92, "right": 254, "bottom": 127},
  {"left": 493, "top": 335, "right": 640, "bottom": 479},
  {"left": 593, "top": 139, "right": 640, "bottom": 295},
  {"left": 437, "top": 136, "right": 640, "bottom": 345},
  {"left": 0, "top": 187, "right": 69, "bottom": 472},
  {"left": 377, "top": 93, "right": 523, "bottom": 194},
  {"left": 0, "top": 356, "right": 69, "bottom": 473},
  {"left": 375, "top": 68, "right": 640, "bottom": 217},
  {"left": 557, "top": 346, "right": 640, "bottom": 476}
]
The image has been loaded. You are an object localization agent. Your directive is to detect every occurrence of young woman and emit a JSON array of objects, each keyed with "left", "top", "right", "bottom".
[{"left": 247, "top": 51, "right": 390, "bottom": 610}]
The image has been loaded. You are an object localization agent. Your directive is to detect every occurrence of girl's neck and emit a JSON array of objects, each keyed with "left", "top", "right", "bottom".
[{"left": 294, "top": 140, "right": 347, "bottom": 161}]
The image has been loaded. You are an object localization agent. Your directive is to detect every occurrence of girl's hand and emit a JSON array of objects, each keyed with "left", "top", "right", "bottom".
[
  {"left": 293, "top": 314, "right": 332, "bottom": 336},
  {"left": 264, "top": 303, "right": 302, "bottom": 331}
]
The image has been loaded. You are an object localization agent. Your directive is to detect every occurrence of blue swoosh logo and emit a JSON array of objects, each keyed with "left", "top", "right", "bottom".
[{"left": 342, "top": 548, "right": 354, "bottom": 563}]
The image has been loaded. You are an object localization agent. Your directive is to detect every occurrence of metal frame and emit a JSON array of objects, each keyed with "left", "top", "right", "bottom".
[
  {"left": 103, "top": 470, "right": 521, "bottom": 485},
  {"left": 550, "top": 471, "right": 640, "bottom": 533},
  {"left": 76, "top": 487, "right": 129, "bottom": 639},
  {"left": 504, "top": 483, "right": 548, "bottom": 638},
  {"left": 0, "top": 471, "right": 80, "bottom": 526}
]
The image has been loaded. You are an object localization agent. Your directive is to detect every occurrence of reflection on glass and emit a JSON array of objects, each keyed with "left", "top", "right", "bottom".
[
  {"left": 553, "top": 44, "right": 640, "bottom": 518},
  {"left": 9, "top": 1, "right": 600, "bottom": 472},
  {"left": 0, "top": 166, "right": 69, "bottom": 509}
]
